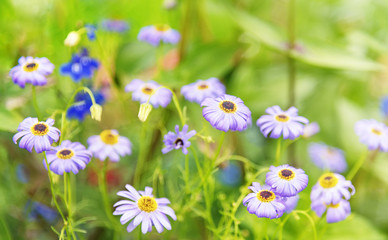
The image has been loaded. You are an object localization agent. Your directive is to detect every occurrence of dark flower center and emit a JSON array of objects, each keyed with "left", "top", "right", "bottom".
[
  {"left": 23, "top": 62, "right": 39, "bottom": 72},
  {"left": 197, "top": 84, "right": 209, "bottom": 90},
  {"left": 257, "top": 190, "right": 276, "bottom": 202},
  {"left": 319, "top": 173, "right": 338, "bottom": 188},
  {"left": 174, "top": 138, "right": 184, "bottom": 147},
  {"left": 275, "top": 114, "right": 290, "bottom": 122},
  {"left": 57, "top": 148, "right": 74, "bottom": 159},
  {"left": 142, "top": 87, "right": 154, "bottom": 95},
  {"left": 278, "top": 168, "right": 295, "bottom": 180},
  {"left": 219, "top": 100, "right": 237, "bottom": 113},
  {"left": 31, "top": 123, "right": 49, "bottom": 136}
]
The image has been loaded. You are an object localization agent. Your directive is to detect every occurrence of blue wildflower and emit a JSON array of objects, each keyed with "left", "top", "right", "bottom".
[
  {"left": 25, "top": 200, "right": 58, "bottom": 224},
  {"left": 67, "top": 90, "right": 105, "bottom": 121},
  {"left": 85, "top": 24, "right": 97, "bottom": 41},
  {"left": 60, "top": 48, "right": 99, "bottom": 82},
  {"left": 218, "top": 162, "right": 242, "bottom": 186}
]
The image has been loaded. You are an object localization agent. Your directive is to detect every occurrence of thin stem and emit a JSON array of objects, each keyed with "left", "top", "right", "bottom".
[
  {"left": 134, "top": 122, "right": 148, "bottom": 187},
  {"left": 213, "top": 131, "right": 226, "bottom": 166},
  {"left": 275, "top": 138, "right": 282, "bottom": 166},
  {"left": 293, "top": 210, "right": 317, "bottom": 240},
  {"left": 185, "top": 154, "right": 190, "bottom": 193},
  {"left": 43, "top": 152, "right": 66, "bottom": 223},
  {"left": 190, "top": 147, "right": 203, "bottom": 179},
  {"left": 347, "top": 149, "right": 371, "bottom": 180},
  {"left": 31, "top": 86, "right": 42, "bottom": 120},
  {"left": 0, "top": 216, "right": 12, "bottom": 240}
]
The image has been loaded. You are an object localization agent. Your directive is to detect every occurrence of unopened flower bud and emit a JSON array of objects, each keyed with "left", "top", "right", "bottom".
[
  {"left": 64, "top": 31, "right": 80, "bottom": 47},
  {"left": 138, "top": 103, "right": 153, "bottom": 122},
  {"left": 90, "top": 104, "right": 102, "bottom": 121}
]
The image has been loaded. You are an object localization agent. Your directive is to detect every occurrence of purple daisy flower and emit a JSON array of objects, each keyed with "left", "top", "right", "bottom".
[
  {"left": 201, "top": 94, "right": 251, "bottom": 132},
  {"left": 284, "top": 195, "right": 299, "bottom": 213},
  {"left": 303, "top": 122, "right": 320, "bottom": 138},
  {"left": 243, "top": 182, "right": 286, "bottom": 219},
  {"left": 125, "top": 79, "right": 172, "bottom": 108},
  {"left": 113, "top": 185, "right": 177, "bottom": 234},
  {"left": 45, "top": 140, "right": 92, "bottom": 175},
  {"left": 13, "top": 117, "right": 60, "bottom": 153},
  {"left": 355, "top": 119, "right": 388, "bottom": 151},
  {"left": 9, "top": 56, "right": 55, "bottom": 88},
  {"left": 87, "top": 130, "right": 132, "bottom": 162},
  {"left": 310, "top": 173, "right": 355, "bottom": 205},
  {"left": 308, "top": 143, "right": 347, "bottom": 173},
  {"left": 257, "top": 106, "right": 309, "bottom": 140},
  {"left": 138, "top": 24, "right": 180, "bottom": 46},
  {"left": 311, "top": 199, "right": 351, "bottom": 223},
  {"left": 101, "top": 19, "right": 129, "bottom": 33},
  {"left": 265, "top": 165, "right": 308, "bottom": 197},
  {"left": 162, "top": 125, "right": 196, "bottom": 155},
  {"left": 180, "top": 78, "right": 226, "bottom": 104}
]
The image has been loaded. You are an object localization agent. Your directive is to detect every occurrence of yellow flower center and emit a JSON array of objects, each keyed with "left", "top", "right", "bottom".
[
  {"left": 141, "top": 86, "right": 154, "bottom": 95},
  {"left": 275, "top": 114, "right": 290, "bottom": 122},
  {"left": 56, "top": 149, "right": 74, "bottom": 160},
  {"left": 23, "top": 62, "right": 39, "bottom": 72},
  {"left": 155, "top": 24, "right": 170, "bottom": 32},
  {"left": 319, "top": 173, "right": 339, "bottom": 188},
  {"left": 256, "top": 190, "right": 276, "bottom": 202},
  {"left": 30, "top": 123, "right": 49, "bottom": 136},
  {"left": 219, "top": 100, "right": 237, "bottom": 113},
  {"left": 100, "top": 130, "right": 119, "bottom": 145},
  {"left": 197, "top": 84, "right": 209, "bottom": 90},
  {"left": 278, "top": 169, "right": 295, "bottom": 181},
  {"left": 137, "top": 196, "right": 158, "bottom": 212},
  {"left": 371, "top": 128, "right": 382, "bottom": 135},
  {"left": 328, "top": 203, "right": 340, "bottom": 208}
]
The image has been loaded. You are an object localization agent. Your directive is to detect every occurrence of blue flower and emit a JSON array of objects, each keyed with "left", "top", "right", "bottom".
[
  {"left": 218, "top": 162, "right": 242, "bottom": 186},
  {"left": 25, "top": 200, "right": 58, "bottom": 224},
  {"left": 67, "top": 90, "right": 105, "bottom": 121},
  {"left": 85, "top": 24, "right": 97, "bottom": 41},
  {"left": 60, "top": 48, "right": 99, "bottom": 82}
]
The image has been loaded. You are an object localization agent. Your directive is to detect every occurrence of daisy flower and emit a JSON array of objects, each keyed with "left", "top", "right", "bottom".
[
  {"left": 138, "top": 24, "right": 180, "bottom": 46},
  {"left": 125, "top": 79, "right": 172, "bottom": 108},
  {"left": 13, "top": 117, "right": 60, "bottom": 153},
  {"left": 303, "top": 122, "right": 320, "bottom": 138},
  {"left": 45, "top": 140, "right": 92, "bottom": 175},
  {"left": 162, "top": 125, "right": 196, "bottom": 155},
  {"left": 256, "top": 105, "right": 309, "bottom": 140},
  {"left": 308, "top": 143, "right": 347, "bottom": 173},
  {"left": 311, "top": 199, "right": 351, "bottom": 223},
  {"left": 113, "top": 185, "right": 177, "bottom": 234},
  {"left": 9, "top": 56, "right": 55, "bottom": 88},
  {"left": 243, "top": 182, "right": 286, "bottom": 219},
  {"left": 310, "top": 173, "right": 355, "bottom": 205},
  {"left": 180, "top": 78, "right": 226, "bottom": 104},
  {"left": 201, "top": 94, "right": 251, "bottom": 132},
  {"left": 354, "top": 119, "right": 388, "bottom": 151},
  {"left": 87, "top": 130, "right": 132, "bottom": 162},
  {"left": 265, "top": 165, "right": 308, "bottom": 197}
]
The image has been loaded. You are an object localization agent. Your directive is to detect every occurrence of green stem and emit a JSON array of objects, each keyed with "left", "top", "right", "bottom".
[
  {"left": 275, "top": 138, "right": 282, "bottom": 166},
  {"left": 293, "top": 210, "right": 317, "bottom": 240},
  {"left": 31, "top": 86, "right": 42, "bottom": 120},
  {"left": 185, "top": 154, "right": 190, "bottom": 193},
  {"left": 99, "top": 159, "right": 119, "bottom": 237},
  {"left": 134, "top": 122, "right": 148, "bottom": 187},
  {"left": 190, "top": 147, "right": 203, "bottom": 179},
  {"left": 0, "top": 216, "right": 12, "bottom": 240},
  {"left": 346, "top": 149, "right": 370, "bottom": 180},
  {"left": 278, "top": 213, "right": 293, "bottom": 240},
  {"left": 213, "top": 131, "right": 226, "bottom": 166},
  {"left": 43, "top": 152, "right": 66, "bottom": 223}
]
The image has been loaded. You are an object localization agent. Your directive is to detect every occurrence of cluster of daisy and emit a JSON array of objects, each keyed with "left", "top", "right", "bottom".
[{"left": 243, "top": 165, "right": 308, "bottom": 219}]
